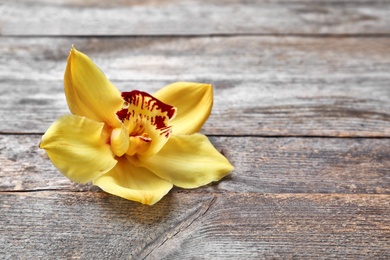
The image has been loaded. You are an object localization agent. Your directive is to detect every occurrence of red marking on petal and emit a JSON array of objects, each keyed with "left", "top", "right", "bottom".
[
  {"left": 139, "top": 136, "right": 152, "bottom": 143},
  {"left": 153, "top": 116, "right": 165, "bottom": 131},
  {"left": 121, "top": 91, "right": 176, "bottom": 119},
  {"left": 116, "top": 109, "right": 128, "bottom": 121}
]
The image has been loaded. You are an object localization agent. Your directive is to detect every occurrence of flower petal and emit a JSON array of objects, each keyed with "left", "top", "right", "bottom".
[
  {"left": 64, "top": 46, "right": 123, "bottom": 127},
  {"left": 93, "top": 156, "right": 173, "bottom": 205},
  {"left": 117, "top": 90, "right": 176, "bottom": 158},
  {"left": 154, "top": 82, "right": 213, "bottom": 135},
  {"left": 39, "top": 114, "right": 117, "bottom": 183},
  {"left": 134, "top": 134, "right": 234, "bottom": 188}
]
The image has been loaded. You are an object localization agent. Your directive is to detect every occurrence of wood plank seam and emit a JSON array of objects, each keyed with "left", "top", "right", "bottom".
[{"left": 137, "top": 195, "right": 217, "bottom": 259}]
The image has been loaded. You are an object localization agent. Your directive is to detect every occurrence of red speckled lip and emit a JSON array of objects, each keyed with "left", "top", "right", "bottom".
[{"left": 116, "top": 90, "right": 176, "bottom": 137}]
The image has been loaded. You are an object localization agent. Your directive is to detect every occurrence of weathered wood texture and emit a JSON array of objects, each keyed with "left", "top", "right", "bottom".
[
  {"left": 1, "top": 0, "right": 390, "bottom": 258},
  {"left": 1, "top": 192, "right": 389, "bottom": 259},
  {"left": 1, "top": 135, "right": 390, "bottom": 195},
  {"left": 1, "top": 37, "right": 390, "bottom": 136},
  {"left": 1, "top": 0, "right": 390, "bottom": 35}
]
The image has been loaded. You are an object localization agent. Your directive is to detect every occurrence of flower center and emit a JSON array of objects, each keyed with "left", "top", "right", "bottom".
[{"left": 111, "top": 90, "right": 177, "bottom": 158}]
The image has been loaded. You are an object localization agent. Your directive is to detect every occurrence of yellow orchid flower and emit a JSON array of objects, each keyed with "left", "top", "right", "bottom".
[{"left": 39, "top": 46, "right": 233, "bottom": 205}]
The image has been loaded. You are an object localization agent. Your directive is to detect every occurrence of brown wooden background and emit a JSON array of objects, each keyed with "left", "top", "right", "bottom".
[{"left": 1, "top": 0, "right": 390, "bottom": 259}]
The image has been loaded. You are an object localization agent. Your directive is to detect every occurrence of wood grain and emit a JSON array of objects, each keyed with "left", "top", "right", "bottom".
[
  {"left": 1, "top": 0, "right": 390, "bottom": 258},
  {"left": 1, "top": 135, "right": 389, "bottom": 195},
  {"left": 1, "top": 192, "right": 389, "bottom": 259},
  {"left": 1, "top": 0, "right": 390, "bottom": 36},
  {"left": 1, "top": 37, "right": 390, "bottom": 136}
]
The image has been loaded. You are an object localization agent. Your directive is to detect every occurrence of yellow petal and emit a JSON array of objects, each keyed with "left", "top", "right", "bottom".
[
  {"left": 93, "top": 156, "right": 173, "bottom": 205},
  {"left": 134, "top": 134, "right": 234, "bottom": 188},
  {"left": 154, "top": 82, "right": 213, "bottom": 135},
  {"left": 118, "top": 90, "right": 176, "bottom": 158},
  {"left": 64, "top": 46, "right": 123, "bottom": 127},
  {"left": 40, "top": 114, "right": 117, "bottom": 183}
]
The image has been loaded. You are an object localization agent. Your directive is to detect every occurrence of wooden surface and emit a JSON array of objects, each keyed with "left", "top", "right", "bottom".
[{"left": 1, "top": 0, "right": 390, "bottom": 259}]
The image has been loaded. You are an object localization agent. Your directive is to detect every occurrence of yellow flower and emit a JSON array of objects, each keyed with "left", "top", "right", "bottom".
[{"left": 39, "top": 46, "right": 233, "bottom": 205}]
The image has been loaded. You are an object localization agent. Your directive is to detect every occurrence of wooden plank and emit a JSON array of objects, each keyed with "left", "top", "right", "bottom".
[
  {"left": 1, "top": 192, "right": 389, "bottom": 258},
  {"left": 0, "top": 191, "right": 216, "bottom": 259},
  {"left": 1, "top": 37, "right": 390, "bottom": 136},
  {"left": 1, "top": 0, "right": 390, "bottom": 36},
  {"left": 1, "top": 135, "right": 389, "bottom": 194},
  {"left": 143, "top": 193, "right": 390, "bottom": 259},
  {"left": 2, "top": 36, "right": 390, "bottom": 82}
]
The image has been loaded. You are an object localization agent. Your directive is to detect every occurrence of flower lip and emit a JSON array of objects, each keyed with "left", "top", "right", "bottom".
[
  {"left": 116, "top": 90, "right": 178, "bottom": 157},
  {"left": 116, "top": 90, "right": 177, "bottom": 138}
]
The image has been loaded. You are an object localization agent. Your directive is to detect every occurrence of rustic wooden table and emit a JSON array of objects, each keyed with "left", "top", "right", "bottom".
[{"left": 1, "top": 1, "right": 390, "bottom": 259}]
